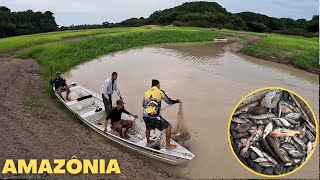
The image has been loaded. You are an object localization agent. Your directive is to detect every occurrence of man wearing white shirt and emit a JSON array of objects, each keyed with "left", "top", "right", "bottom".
[{"left": 102, "top": 72, "right": 122, "bottom": 115}]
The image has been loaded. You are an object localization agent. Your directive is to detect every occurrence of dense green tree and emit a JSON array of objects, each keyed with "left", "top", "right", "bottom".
[
  {"left": 307, "top": 15, "right": 319, "bottom": 32},
  {"left": 1, "top": 2, "right": 319, "bottom": 38},
  {"left": 0, "top": 7, "right": 58, "bottom": 38}
]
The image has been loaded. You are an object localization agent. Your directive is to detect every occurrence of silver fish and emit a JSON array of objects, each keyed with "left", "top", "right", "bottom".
[
  {"left": 273, "top": 119, "right": 283, "bottom": 127},
  {"left": 250, "top": 146, "right": 264, "bottom": 158},
  {"left": 289, "top": 93, "right": 315, "bottom": 131},
  {"left": 285, "top": 162, "right": 293, "bottom": 167},
  {"left": 293, "top": 159, "right": 301, "bottom": 164},
  {"left": 281, "top": 101, "right": 298, "bottom": 113},
  {"left": 250, "top": 113, "right": 275, "bottom": 120},
  {"left": 287, "top": 149, "right": 304, "bottom": 158},
  {"left": 234, "top": 101, "right": 260, "bottom": 115},
  {"left": 234, "top": 132, "right": 249, "bottom": 139},
  {"left": 293, "top": 136, "right": 306, "bottom": 149},
  {"left": 281, "top": 142, "right": 297, "bottom": 151},
  {"left": 262, "top": 152, "right": 278, "bottom": 165},
  {"left": 232, "top": 117, "right": 250, "bottom": 124},
  {"left": 278, "top": 101, "right": 295, "bottom": 117},
  {"left": 279, "top": 148, "right": 292, "bottom": 163},
  {"left": 238, "top": 113, "right": 250, "bottom": 119},
  {"left": 248, "top": 126, "right": 257, "bottom": 134},
  {"left": 284, "top": 117, "right": 299, "bottom": 125},
  {"left": 285, "top": 113, "right": 301, "bottom": 120},
  {"left": 238, "top": 90, "right": 269, "bottom": 108},
  {"left": 262, "top": 122, "right": 273, "bottom": 138},
  {"left": 259, "top": 161, "right": 275, "bottom": 167},
  {"left": 274, "top": 137, "right": 281, "bottom": 147},
  {"left": 240, "top": 125, "right": 264, "bottom": 156},
  {"left": 261, "top": 90, "right": 282, "bottom": 109},
  {"left": 306, "top": 141, "right": 314, "bottom": 155},
  {"left": 277, "top": 118, "right": 291, "bottom": 127},
  {"left": 284, "top": 136, "right": 292, "bottom": 142},
  {"left": 235, "top": 123, "right": 252, "bottom": 133},
  {"left": 253, "top": 157, "right": 269, "bottom": 163},
  {"left": 305, "top": 130, "right": 315, "bottom": 142}
]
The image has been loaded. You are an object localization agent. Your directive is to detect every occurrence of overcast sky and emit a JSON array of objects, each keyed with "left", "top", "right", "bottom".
[{"left": 2, "top": 0, "right": 318, "bottom": 26}]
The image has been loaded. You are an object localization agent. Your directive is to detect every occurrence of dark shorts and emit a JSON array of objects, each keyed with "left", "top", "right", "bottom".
[
  {"left": 56, "top": 86, "right": 67, "bottom": 92},
  {"left": 143, "top": 116, "right": 170, "bottom": 131},
  {"left": 111, "top": 120, "right": 126, "bottom": 130}
]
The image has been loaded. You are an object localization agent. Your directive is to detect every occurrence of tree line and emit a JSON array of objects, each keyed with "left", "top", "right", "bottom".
[
  {"left": 0, "top": 6, "right": 58, "bottom": 38},
  {"left": 1, "top": 2, "right": 319, "bottom": 38},
  {"left": 116, "top": 2, "right": 318, "bottom": 37}
]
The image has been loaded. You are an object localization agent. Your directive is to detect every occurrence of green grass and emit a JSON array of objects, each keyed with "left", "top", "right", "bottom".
[
  {"left": 241, "top": 35, "right": 319, "bottom": 69},
  {"left": 0, "top": 27, "right": 140, "bottom": 53},
  {"left": 16, "top": 27, "right": 224, "bottom": 90}
]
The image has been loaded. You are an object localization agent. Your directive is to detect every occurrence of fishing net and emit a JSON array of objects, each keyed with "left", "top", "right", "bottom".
[{"left": 172, "top": 102, "right": 191, "bottom": 142}]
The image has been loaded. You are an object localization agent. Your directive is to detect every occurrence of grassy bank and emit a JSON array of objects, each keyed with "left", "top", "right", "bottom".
[
  {"left": 241, "top": 34, "right": 319, "bottom": 71},
  {"left": 16, "top": 27, "right": 224, "bottom": 90},
  {"left": 216, "top": 28, "right": 319, "bottom": 73},
  {"left": 0, "top": 27, "right": 139, "bottom": 53}
]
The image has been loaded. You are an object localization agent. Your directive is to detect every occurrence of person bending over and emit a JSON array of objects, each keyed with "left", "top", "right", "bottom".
[{"left": 104, "top": 99, "right": 138, "bottom": 139}]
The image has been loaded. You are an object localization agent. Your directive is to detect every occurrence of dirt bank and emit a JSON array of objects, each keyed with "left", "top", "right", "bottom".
[
  {"left": 0, "top": 53, "right": 179, "bottom": 179},
  {"left": 223, "top": 32, "right": 260, "bottom": 53},
  {"left": 223, "top": 32, "right": 319, "bottom": 74}
]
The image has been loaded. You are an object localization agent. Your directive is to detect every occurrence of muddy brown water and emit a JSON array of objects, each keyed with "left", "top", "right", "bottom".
[{"left": 64, "top": 42, "right": 319, "bottom": 179}]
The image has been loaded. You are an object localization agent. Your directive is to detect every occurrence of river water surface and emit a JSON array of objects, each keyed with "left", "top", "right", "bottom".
[{"left": 64, "top": 42, "right": 319, "bottom": 179}]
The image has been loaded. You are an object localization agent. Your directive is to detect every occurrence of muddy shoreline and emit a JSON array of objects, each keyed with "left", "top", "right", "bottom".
[
  {"left": 0, "top": 52, "right": 180, "bottom": 179},
  {"left": 222, "top": 32, "right": 319, "bottom": 74}
]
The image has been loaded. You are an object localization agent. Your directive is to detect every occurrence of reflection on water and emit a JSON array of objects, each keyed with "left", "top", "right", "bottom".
[{"left": 64, "top": 42, "right": 319, "bottom": 179}]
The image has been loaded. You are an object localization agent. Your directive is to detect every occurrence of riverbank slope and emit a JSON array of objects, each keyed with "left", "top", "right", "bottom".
[
  {"left": 221, "top": 30, "right": 319, "bottom": 74},
  {"left": 0, "top": 52, "right": 181, "bottom": 179}
]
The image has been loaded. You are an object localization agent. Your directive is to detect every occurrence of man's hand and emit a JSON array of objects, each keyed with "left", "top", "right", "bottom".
[
  {"left": 120, "top": 96, "right": 123, "bottom": 100},
  {"left": 176, "top": 99, "right": 181, "bottom": 103}
]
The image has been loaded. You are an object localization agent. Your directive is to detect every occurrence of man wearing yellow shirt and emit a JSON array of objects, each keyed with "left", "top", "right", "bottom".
[{"left": 142, "top": 79, "right": 180, "bottom": 149}]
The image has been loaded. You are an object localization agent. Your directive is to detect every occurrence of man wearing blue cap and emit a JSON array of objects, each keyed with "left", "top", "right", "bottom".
[{"left": 104, "top": 99, "right": 138, "bottom": 139}]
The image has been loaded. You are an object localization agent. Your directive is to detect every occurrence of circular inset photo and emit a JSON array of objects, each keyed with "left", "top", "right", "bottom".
[{"left": 228, "top": 87, "right": 318, "bottom": 177}]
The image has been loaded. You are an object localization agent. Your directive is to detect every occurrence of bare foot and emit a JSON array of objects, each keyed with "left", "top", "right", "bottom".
[
  {"left": 147, "top": 140, "right": 155, "bottom": 145},
  {"left": 146, "top": 140, "right": 156, "bottom": 147},
  {"left": 165, "top": 144, "right": 177, "bottom": 149},
  {"left": 124, "top": 133, "right": 130, "bottom": 139}
]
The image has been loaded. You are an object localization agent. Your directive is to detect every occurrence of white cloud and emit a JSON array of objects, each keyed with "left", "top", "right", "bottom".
[{"left": 5, "top": 0, "right": 102, "bottom": 13}]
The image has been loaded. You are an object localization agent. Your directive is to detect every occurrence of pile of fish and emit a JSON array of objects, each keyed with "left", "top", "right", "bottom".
[{"left": 230, "top": 89, "right": 316, "bottom": 175}]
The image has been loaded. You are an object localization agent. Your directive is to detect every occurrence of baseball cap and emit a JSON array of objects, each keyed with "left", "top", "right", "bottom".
[{"left": 116, "top": 99, "right": 125, "bottom": 105}]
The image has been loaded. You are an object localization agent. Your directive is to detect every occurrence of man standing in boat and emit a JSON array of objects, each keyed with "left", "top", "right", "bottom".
[
  {"left": 142, "top": 79, "right": 180, "bottom": 149},
  {"left": 104, "top": 99, "right": 138, "bottom": 139},
  {"left": 50, "top": 71, "right": 70, "bottom": 101},
  {"left": 102, "top": 72, "right": 122, "bottom": 115}
]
